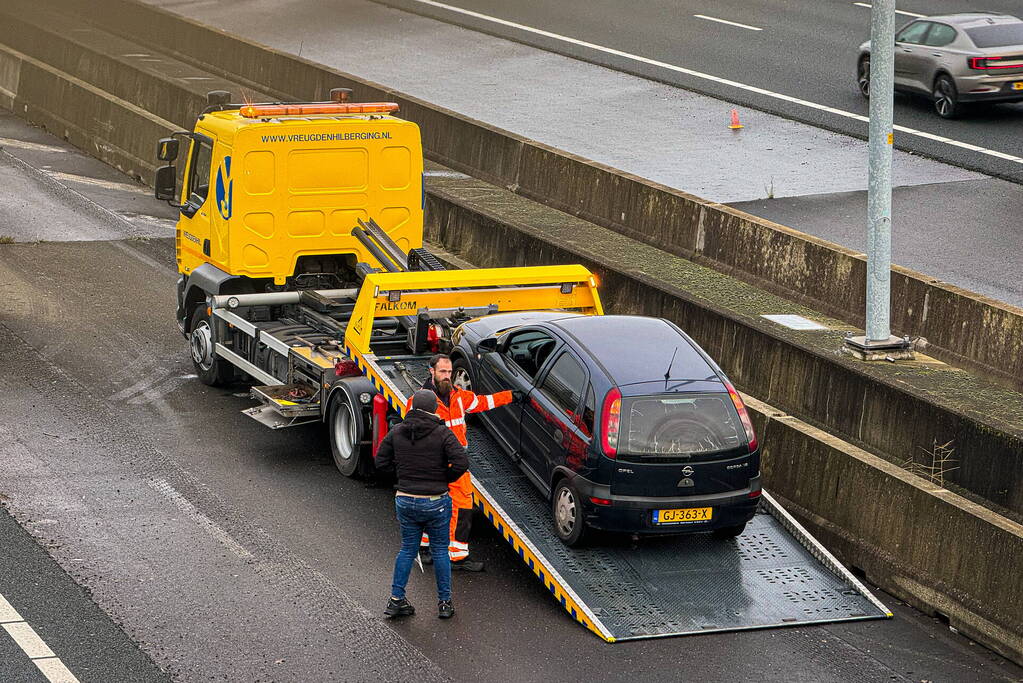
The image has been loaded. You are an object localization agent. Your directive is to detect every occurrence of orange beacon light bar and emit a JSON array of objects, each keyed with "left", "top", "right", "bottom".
[{"left": 239, "top": 102, "right": 400, "bottom": 117}]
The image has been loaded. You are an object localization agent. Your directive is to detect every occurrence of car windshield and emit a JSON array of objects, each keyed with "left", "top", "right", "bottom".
[
  {"left": 618, "top": 393, "right": 745, "bottom": 457},
  {"left": 965, "top": 23, "right": 1023, "bottom": 48}
]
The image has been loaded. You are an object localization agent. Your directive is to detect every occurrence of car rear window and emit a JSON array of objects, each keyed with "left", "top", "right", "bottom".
[
  {"left": 965, "top": 24, "right": 1023, "bottom": 48},
  {"left": 619, "top": 393, "right": 745, "bottom": 457}
]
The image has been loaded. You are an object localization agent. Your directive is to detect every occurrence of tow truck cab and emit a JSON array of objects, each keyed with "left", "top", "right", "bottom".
[{"left": 154, "top": 90, "right": 424, "bottom": 334}]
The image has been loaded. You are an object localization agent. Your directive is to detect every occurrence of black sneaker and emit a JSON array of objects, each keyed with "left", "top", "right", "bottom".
[
  {"left": 438, "top": 600, "right": 454, "bottom": 619},
  {"left": 450, "top": 558, "right": 484, "bottom": 572},
  {"left": 384, "top": 597, "right": 415, "bottom": 618},
  {"left": 419, "top": 545, "right": 433, "bottom": 565}
]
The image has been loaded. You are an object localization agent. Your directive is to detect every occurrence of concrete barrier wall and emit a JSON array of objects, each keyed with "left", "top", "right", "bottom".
[
  {"left": 38, "top": 0, "right": 1023, "bottom": 392},
  {"left": 0, "top": 44, "right": 173, "bottom": 183},
  {"left": 745, "top": 398, "right": 1023, "bottom": 666},
  {"left": 422, "top": 184, "right": 1023, "bottom": 516}
]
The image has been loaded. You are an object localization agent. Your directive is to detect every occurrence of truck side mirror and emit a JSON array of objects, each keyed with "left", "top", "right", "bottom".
[
  {"left": 478, "top": 336, "right": 498, "bottom": 353},
  {"left": 157, "top": 137, "right": 179, "bottom": 162},
  {"left": 155, "top": 165, "right": 178, "bottom": 202}
]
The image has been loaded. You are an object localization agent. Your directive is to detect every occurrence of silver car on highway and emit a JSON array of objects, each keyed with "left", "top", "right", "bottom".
[{"left": 857, "top": 12, "right": 1023, "bottom": 118}]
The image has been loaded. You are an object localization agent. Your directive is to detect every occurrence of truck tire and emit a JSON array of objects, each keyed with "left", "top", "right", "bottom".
[
  {"left": 189, "top": 305, "right": 233, "bottom": 387},
  {"left": 552, "top": 479, "right": 589, "bottom": 547},
  {"left": 329, "top": 392, "right": 365, "bottom": 477}
]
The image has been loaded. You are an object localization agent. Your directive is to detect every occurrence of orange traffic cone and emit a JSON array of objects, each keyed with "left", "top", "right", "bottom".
[{"left": 729, "top": 109, "right": 743, "bottom": 130}]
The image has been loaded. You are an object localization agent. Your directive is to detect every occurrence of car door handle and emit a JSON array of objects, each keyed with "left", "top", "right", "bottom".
[
  {"left": 901, "top": 48, "right": 912, "bottom": 52},
  {"left": 931, "top": 52, "right": 943, "bottom": 57}
]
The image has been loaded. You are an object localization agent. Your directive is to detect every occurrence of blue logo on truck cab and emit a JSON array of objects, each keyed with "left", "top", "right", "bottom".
[{"left": 215, "top": 156, "right": 233, "bottom": 220}]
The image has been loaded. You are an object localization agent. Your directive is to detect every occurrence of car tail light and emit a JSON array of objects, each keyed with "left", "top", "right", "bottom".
[
  {"left": 968, "top": 56, "right": 1021, "bottom": 70},
  {"left": 725, "top": 382, "right": 758, "bottom": 452},
  {"left": 748, "top": 489, "right": 762, "bottom": 499},
  {"left": 590, "top": 496, "right": 612, "bottom": 506},
  {"left": 600, "top": 388, "right": 622, "bottom": 459}
]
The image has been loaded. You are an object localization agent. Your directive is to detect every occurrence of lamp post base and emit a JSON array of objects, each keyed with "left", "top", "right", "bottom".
[{"left": 842, "top": 334, "right": 915, "bottom": 361}]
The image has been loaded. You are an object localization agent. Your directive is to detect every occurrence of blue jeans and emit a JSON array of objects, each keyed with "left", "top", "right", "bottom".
[{"left": 391, "top": 494, "right": 452, "bottom": 602}]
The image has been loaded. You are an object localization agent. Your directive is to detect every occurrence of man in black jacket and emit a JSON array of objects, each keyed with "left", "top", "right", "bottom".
[{"left": 375, "top": 389, "right": 469, "bottom": 619}]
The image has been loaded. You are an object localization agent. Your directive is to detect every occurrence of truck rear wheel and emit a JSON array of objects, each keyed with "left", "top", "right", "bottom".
[
  {"left": 329, "top": 393, "right": 364, "bottom": 477},
  {"left": 189, "top": 305, "right": 233, "bottom": 387}
]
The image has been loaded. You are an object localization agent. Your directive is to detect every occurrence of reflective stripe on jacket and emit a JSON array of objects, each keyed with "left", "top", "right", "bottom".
[{"left": 409, "top": 382, "right": 512, "bottom": 448}]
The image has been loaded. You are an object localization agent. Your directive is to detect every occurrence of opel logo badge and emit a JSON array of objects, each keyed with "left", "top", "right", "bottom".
[{"left": 681, "top": 466, "right": 694, "bottom": 477}]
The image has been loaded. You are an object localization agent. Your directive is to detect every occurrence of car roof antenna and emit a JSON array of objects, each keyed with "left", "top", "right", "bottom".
[{"left": 664, "top": 346, "right": 679, "bottom": 390}]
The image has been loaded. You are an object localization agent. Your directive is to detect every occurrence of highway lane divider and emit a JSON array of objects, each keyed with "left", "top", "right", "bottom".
[{"left": 0, "top": 593, "right": 81, "bottom": 683}]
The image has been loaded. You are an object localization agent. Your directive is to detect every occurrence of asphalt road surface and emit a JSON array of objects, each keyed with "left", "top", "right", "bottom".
[
  {"left": 1, "top": 112, "right": 1021, "bottom": 681},
  {"left": 142, "top": 0, "right": 1023, "bottom": 310},
  {"left": 373, "top": 0, "right": 1023, "bottom": 181}
]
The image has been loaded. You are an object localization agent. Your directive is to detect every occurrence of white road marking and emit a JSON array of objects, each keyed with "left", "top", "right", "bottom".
[
  {"left": 147, "top": 478, "right": 254, "bottom": 560},
  {"left": 4, "top": 622, "right": 55, "bottom": 659},
  {"left": 0, "top": 593, "right": 81, "bottom": 683},
  {"left": 110, "top": 372, "right": 195, "bottom": 404},
  {"left": 109, "top": 375, "right": 158, "bottom": 402},
  {"left": 127, "top": 374, "right": 196, "bottom": 405},
  {"left": 0, "top": 594, "right": 20, "bottom": 622},
  {"left": 852, "top": 3, "right": 925, "bottom": 19},
  {"left": 34, "top": 658, "right": 81, "bottom": 683},
  {"left": 693, "top": 14, "right": 762, "bottom": 31},
  {"left": 0, "top": 137, "right": 67, "bottom": 154},
  {"left": 402, "top": 0, "right": 1023, "bottom": 165},
  {"left": 44, "top": 171, "right": 150, "bottom": 195}
]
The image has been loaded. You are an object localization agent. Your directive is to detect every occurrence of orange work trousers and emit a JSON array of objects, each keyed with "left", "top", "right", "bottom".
[{"left": 421, "top": 472, "right": 473, "bottom": 561}]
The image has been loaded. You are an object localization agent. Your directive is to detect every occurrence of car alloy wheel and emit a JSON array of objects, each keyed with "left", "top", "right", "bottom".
[
  {"left": 857, "top": 57, "right": 871, "bottom": 98},
  {"left": 933, "top": 75, "right": 959, "bottom": 119},
  {"left": 452, "top": 365, "right": 472, "bottom": 392}
]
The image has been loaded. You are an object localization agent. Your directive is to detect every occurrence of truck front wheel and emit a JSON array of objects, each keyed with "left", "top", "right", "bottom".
[{"left": 189, "top": 305, "right": 233, "bottom": 387}]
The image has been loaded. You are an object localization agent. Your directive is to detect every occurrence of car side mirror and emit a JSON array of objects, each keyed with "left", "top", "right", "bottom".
[
  {"left": 157, "top": 137, "right": 179, "bottom": 162},
  {"left": 154, "top": 165, "right": 178, "bottom": 203},
  {"left": 477, "top": 336, "right": 498, "bottom": 353}
]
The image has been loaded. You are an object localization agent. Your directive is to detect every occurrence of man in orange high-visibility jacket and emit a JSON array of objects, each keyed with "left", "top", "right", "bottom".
[{"left": 409, "top": 353, "right": 516, "bottom": 572}]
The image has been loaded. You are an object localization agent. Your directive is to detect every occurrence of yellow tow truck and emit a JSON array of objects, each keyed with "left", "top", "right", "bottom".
[
  {"left": 153, "top": 88, "right": 602, "bottom": 474},
  {"left": 153, "top": 91, "right": 889, "bottom": 641}
]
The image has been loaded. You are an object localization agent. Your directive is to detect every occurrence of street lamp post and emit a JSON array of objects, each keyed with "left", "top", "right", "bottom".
[{"left": 845, "top": 0, "right": 913, "bottom": 360}]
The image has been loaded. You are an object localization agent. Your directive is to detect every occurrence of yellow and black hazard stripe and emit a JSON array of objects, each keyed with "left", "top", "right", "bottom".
[{"left": 470, "top": 481, "right": 615, "bottom": 642}]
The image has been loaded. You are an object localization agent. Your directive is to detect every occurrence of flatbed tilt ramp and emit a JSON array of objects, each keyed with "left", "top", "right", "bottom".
[
  {"left": 468, "top": 428, "right": 891, "bottom": 640},
  {"left": 339, "top": 259, "right": 890, "bottom": 641}
]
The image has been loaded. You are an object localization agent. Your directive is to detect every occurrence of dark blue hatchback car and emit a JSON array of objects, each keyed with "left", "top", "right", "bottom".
[{"left": 450, "top": 312, "right": 761, "bottom": 546}]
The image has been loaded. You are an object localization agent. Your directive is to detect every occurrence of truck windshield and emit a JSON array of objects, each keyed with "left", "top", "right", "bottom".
[{"left": 619, "top": 393, "right": 745, "bottom": 457}]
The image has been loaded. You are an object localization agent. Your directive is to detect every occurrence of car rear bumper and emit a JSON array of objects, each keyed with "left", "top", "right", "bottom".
[
  {"left": 572, "top": 474, "right": 761, "bottom": 534},
  {"left": 956, "top": 74, "right": 1023, "bottom": 103},
  {"left": 957, "top": 91, "right": 1023, "bottom": 103}
]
